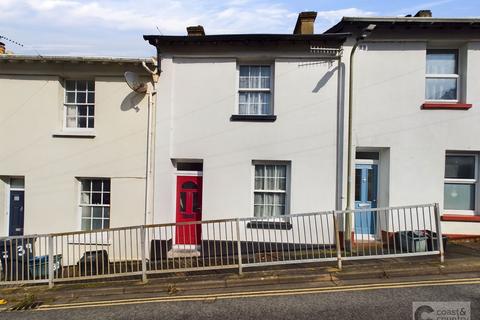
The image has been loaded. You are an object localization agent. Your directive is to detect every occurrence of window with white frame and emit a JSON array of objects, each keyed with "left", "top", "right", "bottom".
[
  {"left": 426, "top": 50, "right": 459, "bottom": 101},
  {"left": 254, "top": 164, "right": 288, "bottom": 217},
  {"left": 444, "top": 154, "right": 477, "bottom": 211},
  {"left": 64, "top": 80, "right": 95, "bottom": 129},
  {"left": 238, "top": 65, "right": 272, "bottom": 115},
  {"left": 79, "top": 179, "right": 110, "bottom": 230}
]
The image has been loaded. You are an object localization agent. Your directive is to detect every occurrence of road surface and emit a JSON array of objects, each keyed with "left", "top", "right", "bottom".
[{"left": 1, "top": 277, "right": 479, "bottom": 320}]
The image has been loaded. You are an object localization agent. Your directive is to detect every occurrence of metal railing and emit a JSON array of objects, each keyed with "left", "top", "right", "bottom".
[
  {"left": 337, "top": 204, "right": 444, "bottom": 264},
  {"left": 239, "top": 211, "right": 338, "bottom": 269},
  {"left": 145, "top": 219, "right": 241, "bottom": 275},
  {"left": 0, "top": 203, "right": 444, "bottom": 287}
]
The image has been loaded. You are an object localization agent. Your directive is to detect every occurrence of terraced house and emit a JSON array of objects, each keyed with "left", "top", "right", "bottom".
[
  {"left": 144, "top": 13, "right": 346, "bottom": 239},
  {"left": 0, "top": 48, "right": 156, "bottom": 237},
  {"left": 327, "top": 10, "right": 480, "bottom": 239}
]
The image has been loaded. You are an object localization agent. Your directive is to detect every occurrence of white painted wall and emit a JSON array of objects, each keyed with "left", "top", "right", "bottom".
[
  {"left": 345, "top": 40, "right": 480, "bottom": 235},
  {"left": 154, "top": 55, "right": 341, "bottom": 225}
]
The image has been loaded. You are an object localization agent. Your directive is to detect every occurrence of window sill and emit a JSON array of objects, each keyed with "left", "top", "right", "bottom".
[
  {"left": 441, "top": 214, "right": 480, "bottom": 222},
  {"left": 230, "top": 115, "right": 277, "bottom": 122},
  {"left": 246, "top": 221, "right": 292, "bottom": 230},
  {"left": 421, "top": 103, "right": 472, "bottom": 110},
  {"left": 52, "top": 130, "right": 96, "bottom": 138}
]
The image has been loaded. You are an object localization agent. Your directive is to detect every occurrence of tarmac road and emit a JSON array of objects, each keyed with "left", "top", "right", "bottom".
[{"left": 1, "top": 277, "right": 479, "bottom": 320}]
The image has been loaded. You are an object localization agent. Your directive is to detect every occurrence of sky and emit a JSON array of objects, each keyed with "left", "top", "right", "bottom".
[{"left": 0, "top": 0, "right": 478, "bottom": 57}]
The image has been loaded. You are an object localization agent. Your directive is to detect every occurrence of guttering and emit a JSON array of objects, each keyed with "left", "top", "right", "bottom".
[
  {"left": 143, "top": 33, "right": 350, "bottom": 46},
  {"left": 0, "top": 55, "right": 156, "bottom": 65},
  {"left": 326, "top": 16, "right": 480, "bottom": 33},
  {"left": 339, "top": 16, "right": 480, "bottom": 24}
]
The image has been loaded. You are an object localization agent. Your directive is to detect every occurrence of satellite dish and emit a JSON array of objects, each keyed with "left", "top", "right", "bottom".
[{"left": 124, "top": 71, "right": 148, "bottom": 93}]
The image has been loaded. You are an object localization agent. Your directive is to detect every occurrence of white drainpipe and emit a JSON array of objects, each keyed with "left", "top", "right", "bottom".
[{"left": 142, "top": 59, "right": 159, "bottom": 225}]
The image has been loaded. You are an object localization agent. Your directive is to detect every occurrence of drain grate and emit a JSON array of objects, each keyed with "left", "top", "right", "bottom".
[{"left": 8, "top": 302, "right": 43, "bottom": 311}]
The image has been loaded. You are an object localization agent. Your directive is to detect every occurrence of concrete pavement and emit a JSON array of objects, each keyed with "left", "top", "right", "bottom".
[{"left": 0, "top": 241, "right": 479, "bottom": 315}]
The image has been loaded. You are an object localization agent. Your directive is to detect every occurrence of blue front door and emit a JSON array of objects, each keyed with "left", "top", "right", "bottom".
[
  {"left": 9, "top": 190, "right": 25, "bottom": 236},
  {"left": 354, "top": 164, "right": 378, "bottom": 235}
]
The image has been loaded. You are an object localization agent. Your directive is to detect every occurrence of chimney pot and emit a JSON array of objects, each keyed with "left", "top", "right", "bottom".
[
  {"left": 0, "top": 42, "right": 5, "bottom": 55},
  {"left": 186, "top": 25, "right": 205, "bottom": 36},
  {"left": 414, "top": 10, "right": 432, "bottom": 17},
  {"left": 293, "top": 11, "right": 317, "bottom": 35}
]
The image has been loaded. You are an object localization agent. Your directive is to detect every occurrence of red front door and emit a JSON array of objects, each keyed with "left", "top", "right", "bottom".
[{"left": 175, "top": 175, "right": 202, "bottom": 245}]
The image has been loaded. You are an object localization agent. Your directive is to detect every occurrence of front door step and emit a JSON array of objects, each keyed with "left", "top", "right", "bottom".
[{"left": 167, "top": 248, "right": 201, "bottom": 258}]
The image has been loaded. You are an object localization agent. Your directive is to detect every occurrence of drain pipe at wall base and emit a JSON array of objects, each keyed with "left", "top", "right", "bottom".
[
  {"left": 335, "top": 52, "right": 344, "bottom": 212},
  {"left": 344, "top": 24, "right": 376, "bottom": 245},
  {"left": 142, "top": 58, "right": 160, "bottom": 225},
  {"left": 334, "top": 52, "right": 344, "bottom": 270},
  {"left": 344, "top": 40, "right": 358, "bottom": 245}
]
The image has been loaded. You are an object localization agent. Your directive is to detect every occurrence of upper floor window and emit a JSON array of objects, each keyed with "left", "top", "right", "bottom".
[
  {"left": 254, "top": 164, "right": 288, "bottom": 217},
  {"left": 65, "top": 80, "right": 95, "bottom": 129},
  {"left": 426, "top": 50, "right": 459, "bottom": 101},
  {"left": 80, "top": 178, "right": 110, "bottom": 230},
  {"left": 238, "top": 65, "right": 272, "bottom": 115},
  {"left": 444, "top": 154, "right": 477, "bottom": 211}
]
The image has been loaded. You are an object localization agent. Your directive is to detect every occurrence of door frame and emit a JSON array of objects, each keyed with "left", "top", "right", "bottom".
[
  {"left": 6, "top": 177, "right": 25, "bottom": 236},
  {"left": 173, "top": 172, "right": 203, "bottom": 248},
  {"left": 354, "top": 160, "right": 379, "bottom": 240},
  {"left": 172, "top": 170, "right": 203, "bottom": 222},
  {"left": 355, "top": 159, "right": 378, "bottom": 166},
  {"left": 175, "top": 171, "right": 203, "bottom": 177}
]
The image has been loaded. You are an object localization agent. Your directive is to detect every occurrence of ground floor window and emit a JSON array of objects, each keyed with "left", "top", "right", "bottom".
[
  {"left": 79, "top": 178, "right": 111, "bottom": 230},
  {"left": 254, "top": 163, "right": 288, "bottom": 217},
  {"left": 444, "top": 154, "right": 477, "bottom": 211}
]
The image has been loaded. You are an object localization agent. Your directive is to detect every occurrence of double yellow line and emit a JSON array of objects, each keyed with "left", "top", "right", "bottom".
[{"left": 37, "top": 277, "right": 480, "bottom": 311}]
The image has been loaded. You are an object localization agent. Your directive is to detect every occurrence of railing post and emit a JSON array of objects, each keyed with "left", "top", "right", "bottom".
[
  {"left": 140, "top": 226, "right": 148, "bottom": 283},
  {"left": 433, "top": 203, "right": 444, "bottom": 264},
  {"left": 48, "top": 235, "right": 54, "bottom": 288},
  {"left": 333, "top": 211, "right": 342, "bottom": 270},
  {"left": 236, "top": 218, "right": 243, "bottom": 275}
]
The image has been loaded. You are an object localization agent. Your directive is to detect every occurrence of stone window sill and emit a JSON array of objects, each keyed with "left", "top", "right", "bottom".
[
  {"left": 421, "top": 103, "right": 472, "bottom": 110},
  {"left": 441, "top": 214, "right": 480, "bottom": 222},
  {"left": 230, "top": 115, "right": 277, "bottom": 122},
  {"left": 52, "top": 130, "right": 96, "bottom": 138},
  {"left": 246, "top": 221, "right": 292, "bottom": 230}
]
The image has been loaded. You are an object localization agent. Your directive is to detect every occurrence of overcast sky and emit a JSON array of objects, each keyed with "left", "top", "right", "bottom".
[{"left": 0, "top": 0, "right": 478, "bottom": 57}]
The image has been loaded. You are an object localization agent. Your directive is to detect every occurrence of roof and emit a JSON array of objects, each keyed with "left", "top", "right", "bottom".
[
  {"left": 143, "top": 33, "right": 350, "bottom": 48},
  {"left": 326, "top": 16, "right": 480, "bottom": 33},
  {"left": 0, "top": 54, "right": 155, "bottom": 65}
]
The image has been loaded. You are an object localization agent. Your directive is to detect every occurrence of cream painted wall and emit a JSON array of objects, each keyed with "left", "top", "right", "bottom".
[
  {"left": 0, "top": 62, "right": 150, "bottom": 236},
  {"left": 345, "top": 40, "right": 480, "bottom": 235},
  {"left": 154, "top": 55, "right": 341, "bottom": 224}
]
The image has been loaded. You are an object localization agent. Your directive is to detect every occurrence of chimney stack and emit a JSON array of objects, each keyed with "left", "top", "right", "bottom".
[
  {"left": 0, "top": 42, "right": 5, "bottom": 54},
  {"left": 293, "top": 11, "right": 317, "bottom": 35},
  {"left": 186, "top": 25, "right": 205, "bottom": 36},
  {"left": 414, "top": 10, "right": 432, "bottom": 17}
]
